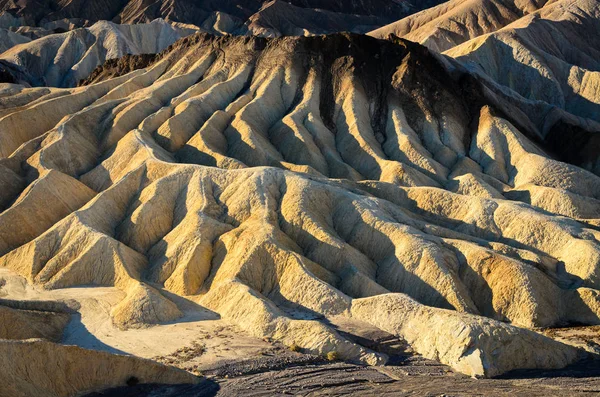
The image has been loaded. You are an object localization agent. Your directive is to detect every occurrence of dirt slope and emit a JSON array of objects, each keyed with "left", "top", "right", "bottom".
[
  {"left": 369, "top": 0, "right": 600, "bottom": 173},
  {"left": 1, "top": 33, "right": 600, "bottom": 381}
]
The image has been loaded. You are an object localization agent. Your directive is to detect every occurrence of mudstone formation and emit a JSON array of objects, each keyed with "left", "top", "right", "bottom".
[{"left": 1, "top": 29, "right": 600, "bottom": 386}]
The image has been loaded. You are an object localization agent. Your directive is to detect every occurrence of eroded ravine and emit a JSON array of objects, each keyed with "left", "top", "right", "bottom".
[{"left": 1, "top": 32, "right": 600, "bottom": 378}]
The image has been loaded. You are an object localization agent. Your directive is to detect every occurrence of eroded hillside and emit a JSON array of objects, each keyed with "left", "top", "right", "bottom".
[
  {"left": 0, "top": 0, "right": 446, "bottom": 39},
  {"left": 370, "top": 0, "right": 600, "bottom": 174},
  {"left": 369, "top": 0, "right": 552, "bottom": 52},
  {"left": 1, "top": 32, "right": 600, "bottom": 379},
  {"left": 0, "top": 19, "right": 199, "bottom": 87}
]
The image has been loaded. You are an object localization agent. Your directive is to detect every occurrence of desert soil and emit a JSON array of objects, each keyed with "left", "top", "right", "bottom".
[
  {"left": 3, "top": 266, "right": 600, "bottom": 396},
  {"left": 4, "top": 258, "right": 600, "bottom": 396},
  {"left": 86, "top": 350, "right": 600, "bottom": 396}
]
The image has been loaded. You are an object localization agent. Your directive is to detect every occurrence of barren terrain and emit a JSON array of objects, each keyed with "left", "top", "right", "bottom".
[{"left": 1, "top": 1, "right": 600, "bottom": 395}]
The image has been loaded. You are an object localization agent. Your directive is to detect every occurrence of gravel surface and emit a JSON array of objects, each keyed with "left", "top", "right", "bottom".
[
  {"left": 85, "top": 353, "right": 600, "bottom": 396},
  {"left": 85, "top": 324, "right": 600, "bottom": 396}
]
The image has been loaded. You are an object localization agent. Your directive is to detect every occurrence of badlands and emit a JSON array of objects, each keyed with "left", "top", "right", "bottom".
[
  {"left": 0, "top": 0, "right": 600, "bottom": 396},
  {"left": 0, "top": 0, "right": 444, "bottom": 42},
  {"left": 0, "top": 0, "right": 451, "bottom": 89}
]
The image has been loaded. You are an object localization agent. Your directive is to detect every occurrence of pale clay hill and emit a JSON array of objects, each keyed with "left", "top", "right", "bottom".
[
  {"left": 370, "top": 0, "right": 600, "bottom": 123},
  {"left": 0, "top": 0, "right": 451, "bottom": 78},
  {"left": 2, "top": 0, "right": 597, "bottom": 169},
  {"left": 369, "top": 0, "right": 552, "bottom": 52},
  {"left": 1, "top": 340, "right": 201, "bottom": 397},
  {"left": 0, "top": 19, "right": 200, "bottom": 88},
  {"left": 0, "top": 1, "right": 450, "bottom": 88},
  {"left": 0, "top": 297, "right": 202, "bottom": 397},
  {"left": 1, "top": 31, "right": 600, "bottom": 390},
  {"left": 445, "top": 0, "right": 600, "bottom": 123}
]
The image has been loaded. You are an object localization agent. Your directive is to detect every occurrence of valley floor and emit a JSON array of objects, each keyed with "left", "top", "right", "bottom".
[
  {"left": 86, "top": 354, "right": 600, "bottom": 396},
  {"left": 3, "top": 266, "right": 600, "bottom": 396}
]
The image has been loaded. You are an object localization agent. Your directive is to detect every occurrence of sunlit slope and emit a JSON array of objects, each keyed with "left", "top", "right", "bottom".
[{"left": 1, "top": 33, "right": 599, "bottom": 377}]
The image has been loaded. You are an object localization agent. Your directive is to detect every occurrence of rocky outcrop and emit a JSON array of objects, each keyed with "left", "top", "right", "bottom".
[{"left": 0, "top": 32, "right": 598, "bottom": 377}]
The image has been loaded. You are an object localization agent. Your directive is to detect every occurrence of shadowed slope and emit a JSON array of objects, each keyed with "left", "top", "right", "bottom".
[
  {"left": 0, "top": 0, "right": 447, "bottom": 40},
  {"left": 370, "top": 0, "right": 600, "bottom": 173}
]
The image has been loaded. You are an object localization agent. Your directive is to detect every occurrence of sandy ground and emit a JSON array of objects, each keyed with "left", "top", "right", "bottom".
[
  {"left": 542, "top": 326, "right": 600, "bottom": 355},
  {"left": 3, "top": 267, "right": 600, "bottom": 396},
  {"left": 0, "top": 268, "right": 275, "bottom": 372}
]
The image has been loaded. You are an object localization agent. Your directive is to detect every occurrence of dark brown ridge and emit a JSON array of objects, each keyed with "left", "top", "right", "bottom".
[{"left": 77, "top": 31, "right": 598, "bottom": 174}]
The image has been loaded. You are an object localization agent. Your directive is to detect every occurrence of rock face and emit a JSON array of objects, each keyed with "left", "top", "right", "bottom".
[
  {"left": 0, "top": 339, "right": 200, "bottom": 397},
  {"left": 351, "top": 294, "right": 578, "bottom": 378},
  {"left": 0, "top": 28, "right": 30, "bottom": 53},
  {"left": 0, "top": 32, "right": 598, "bottom": 378}
]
